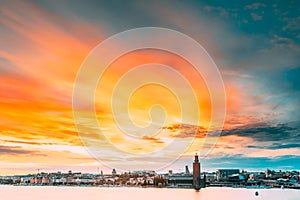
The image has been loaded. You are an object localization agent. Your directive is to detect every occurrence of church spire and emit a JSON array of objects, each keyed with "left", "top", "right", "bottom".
[{"left": 194, "top": 152, "right": 199, "bottom": 163}]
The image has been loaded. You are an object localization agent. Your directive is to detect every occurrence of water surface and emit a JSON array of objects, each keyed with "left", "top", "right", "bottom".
[{"left": 0, "top": 185, "right": 299, "bottom": 200}]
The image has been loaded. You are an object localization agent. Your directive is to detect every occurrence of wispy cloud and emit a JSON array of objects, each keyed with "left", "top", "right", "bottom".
[
  {"left": 142, "top": 136, "right": 164, "bottom": 144},
  {"left": 0, "top": 145, "right": 46, "bottom": 156},
  {"left": 163, "top": 123, "right": 207, "bottom": 138},
  {"left": 244, "top": 3, "right": 266, "bottom": 10}
]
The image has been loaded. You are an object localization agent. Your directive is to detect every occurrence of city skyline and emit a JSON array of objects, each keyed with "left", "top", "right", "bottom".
[
  {"left": 1, "top": 154, "right": 299, "bottom": 190},
  {"left": 0, "top": 0, "right": 300, "bottom": 175},
  {"left": 0, "top": 153, "right": 298, "bottom": 176},
  {"left": 1, "top": 160, "right": 300, "bottom": 190}
]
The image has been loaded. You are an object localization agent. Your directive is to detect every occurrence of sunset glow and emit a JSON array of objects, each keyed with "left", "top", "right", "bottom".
[{"left": 1, "top": 0, "right": 299, "bottom": 175}]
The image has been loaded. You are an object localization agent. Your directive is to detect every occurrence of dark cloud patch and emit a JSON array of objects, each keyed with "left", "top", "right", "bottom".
[
  {"left": 0, "top": 145, "right": 46, "bottom": 156},
  {"left": 222, "top": 121, "right": 300, "bottom": 146},
  {"left": 164, "top": 122, "right": 300, "bottom": 151}
]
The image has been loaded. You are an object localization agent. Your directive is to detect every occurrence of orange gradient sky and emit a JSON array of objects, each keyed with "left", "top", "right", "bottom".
[{"left": 1, "top": 0, "right": 300, "bottom": 175}]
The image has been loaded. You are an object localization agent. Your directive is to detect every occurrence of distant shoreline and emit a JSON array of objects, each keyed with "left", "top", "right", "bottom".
[{"left": 1, "top": 184, "right": 299, "bottom": 190}]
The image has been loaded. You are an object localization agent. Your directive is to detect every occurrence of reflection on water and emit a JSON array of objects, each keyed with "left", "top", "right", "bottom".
[{"left": 0, "top": 185, "right": 299, "bottom": 200}]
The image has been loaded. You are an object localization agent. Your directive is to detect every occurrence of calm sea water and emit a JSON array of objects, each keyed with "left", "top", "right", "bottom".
[{"left": 0, "top": 185, "right": 299, "bottom": 200}]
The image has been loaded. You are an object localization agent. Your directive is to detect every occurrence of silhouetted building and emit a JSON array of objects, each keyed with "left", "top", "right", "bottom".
[
  {"left": 167, "top": 176, "right": 193, "bottom": 188},
  {"left": 193, "top": 153, "right": 201, "bottom": 189},
  {"left": 112, "top": 169, "right": 117, "bottom": 177},
  {"left": 185, "top": 165, "right": 190, "bottom": 174},
  {"left": 217, "top": 169, "right": 240, "bottom": 181}
]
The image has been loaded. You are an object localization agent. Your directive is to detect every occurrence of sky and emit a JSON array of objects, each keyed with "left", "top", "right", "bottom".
[{"left": 0, "top": 0, "right": 300, "bottom": 175}]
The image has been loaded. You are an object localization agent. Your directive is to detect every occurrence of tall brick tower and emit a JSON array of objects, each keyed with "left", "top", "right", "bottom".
[{"left": 193, "top": 153, "right": 201, "bottom": 190}]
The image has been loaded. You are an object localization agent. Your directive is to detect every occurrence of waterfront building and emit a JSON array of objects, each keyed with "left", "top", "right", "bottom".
[
  {"left": 217, "top": 169, "right": 240, "bottom": 181},
  {"left": 66, "top": 176, "right": 74, "bottom": 184},
  {"left": 154, "top": 176, "right": 167, "bottom": 187},
  {"left": 265, "top": 168, "right": 275, "bottom": 178},
  {"left": 193, "top": 153, "right": 201, "bottom": 189},
  {"left": 227, "top": 174, "right": 245, "bottom": 183},
  {"left": 42, "top": 176, "right": 50, "bottom": 184},
  {"left": 167, "top": 175, "right": 193, "bottom": 188},
  {"left": 112, "top": 169, "right": 117, "bottom": 177},
  {"left": 20, "top": 175, "right": 31, "bottom": 184},
  {"left": 30, "top": 177, "right": 35, "bottom": 184},
  {"left": 204, "top": 172, "right": 216, "bottom": 183},
  {"left": 12, "top": 176, "right": 21, "bottom": 184}
]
